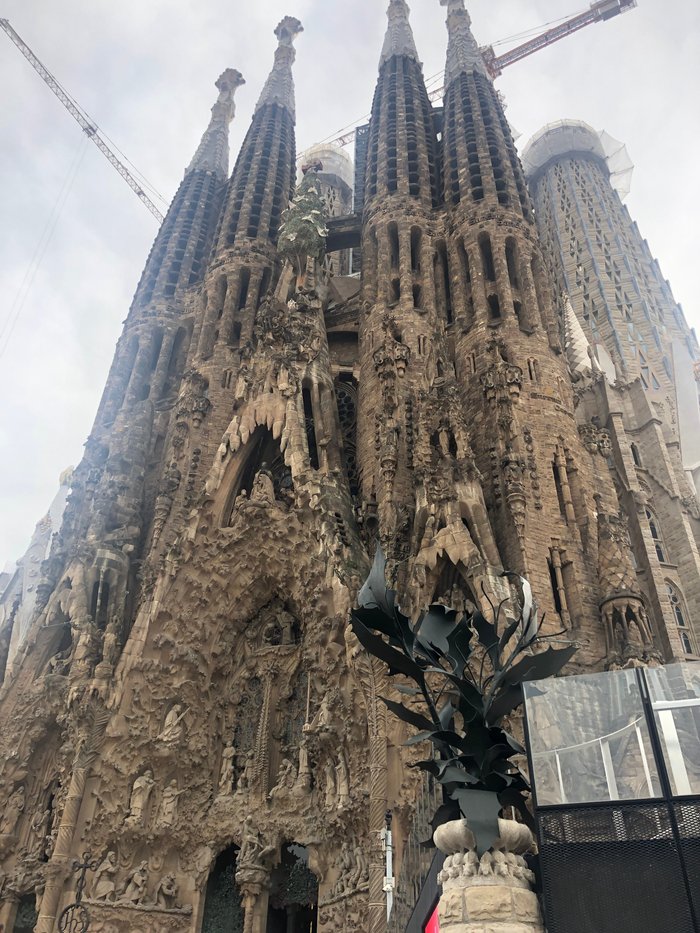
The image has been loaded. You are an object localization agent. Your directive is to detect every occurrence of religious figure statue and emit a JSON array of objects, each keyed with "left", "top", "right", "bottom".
[
  {"left": 269, "top": 757, "right": 296, "bottom": 800},
  {"left": 250, "top": 467, "right": 275, "bottom": 506},
  {"left": 237, "top": 816, "right": 276, "bottom": 871},
  {"left": 335, "top": 751, "right": 350, "bottom": 808},
  {"left": 156, "top": 779, "right": 185, "bottom": 829},
  {"left": 218, "top": 742, "right": 236, "bottom": 796},
  {"left": 0, "top": 785, "right": 25, "bottom": 835},
  {"left": 91, "top": 851, "right": 118, "bottom": 902},
  {"left": 28, "top": 808, "right": 51, "bottom": 859},
  {"left": 158, "top": 704, "right": 188, "bottom": 745},
  {"left": 236, "top": 751, "right": 256, "bottom": 794},
  {"left": 120, "top": 860, "right": 149, "bottom": 905},
  {"left": 332, "top": 841, "right": 354, "bottom": 896},
  {"left": 154, "top": 872, "right": 180, "bottom": 909},
  {"left": 101, "top": 617, "right": 120, "bottom": 667},
  {"left": 351, "top": 843, "right": 369, "bottom": 888},
  {"left": 323, "top": 759, "right": 336, "bottom": 810},
  {"left": 126, "top": 770, "right": 155, "bottom": 826}
]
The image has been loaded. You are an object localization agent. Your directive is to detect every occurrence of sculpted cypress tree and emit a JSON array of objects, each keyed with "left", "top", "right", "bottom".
[{"left": 277, "top": 164, "right": 329, "bottom": 286}]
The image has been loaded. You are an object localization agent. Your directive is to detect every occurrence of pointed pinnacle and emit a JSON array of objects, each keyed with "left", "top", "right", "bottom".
[
  {"left": 186, "top": 70, "right": 245, "bottom": 178},
  {"left": 255, "top": 16, "right": 303, "bottom": 119},
  {"left": 441, "top": 0, "right": 489, "bottom": 85},
  {"left": 380, "top": 0, "right": 420, "bottom": 68}
]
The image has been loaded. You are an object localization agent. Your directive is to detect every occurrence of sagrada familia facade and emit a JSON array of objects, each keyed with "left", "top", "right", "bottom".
[{"left": 1, "top": 2, "right": 698, "bottom": 931}]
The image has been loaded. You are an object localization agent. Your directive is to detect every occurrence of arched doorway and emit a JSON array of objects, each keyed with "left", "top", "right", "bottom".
[
  {"left": 266, "top": 843, "right": 318, "bottom": 932},
  {"left": 201, "top": 846, "right": 244, "bottom": 933},
  {"left": 13, "top": 894, "right": 38, "bottom": 933}
]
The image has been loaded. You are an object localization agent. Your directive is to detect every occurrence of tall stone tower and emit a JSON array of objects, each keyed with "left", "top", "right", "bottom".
[
  {"left": 0, "top": 5, "right": 698, "bottom": 933},
  {"left": 523, "top": 119, "right": 700, "bottom": 658}
]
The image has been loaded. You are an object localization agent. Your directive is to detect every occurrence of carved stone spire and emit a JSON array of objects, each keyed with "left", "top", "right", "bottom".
[
  {"left": 379, "top": 0, "right": 419, "bottom": 68},
  {"left": 186, "top": 69, "right": 245, "bottom": 179},
  {"left": 440, "top": 0, "right": 489, "bottom": 85},
  {"left": 255, "top": 16, "right": 303, "bottom": 120}
]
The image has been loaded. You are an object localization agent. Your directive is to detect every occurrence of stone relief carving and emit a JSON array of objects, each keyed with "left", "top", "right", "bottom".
[{"left": 125, "top": 771, "right": 154, "bottom": 827}]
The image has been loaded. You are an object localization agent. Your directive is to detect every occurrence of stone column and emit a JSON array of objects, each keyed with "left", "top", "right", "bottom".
[{"left": 436, "top": 819, "right": 544, "bottom": 933}]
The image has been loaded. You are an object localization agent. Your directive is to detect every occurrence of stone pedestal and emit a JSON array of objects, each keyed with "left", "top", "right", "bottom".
[{"left": 435, "top": 819, "right": 545, "bottom": 933}]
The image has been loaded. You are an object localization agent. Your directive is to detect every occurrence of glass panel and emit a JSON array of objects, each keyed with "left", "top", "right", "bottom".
[
  {"left": 645, "top": 664, "right": 700, "bottom": 796},
  {"left": 524, "top": 669, "right": 661, "bottom": 806}
]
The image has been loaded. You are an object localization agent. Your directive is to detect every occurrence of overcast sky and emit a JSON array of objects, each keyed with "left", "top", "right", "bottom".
[{"left": 0, "top": 0, "right": 698, "bottom": 568}]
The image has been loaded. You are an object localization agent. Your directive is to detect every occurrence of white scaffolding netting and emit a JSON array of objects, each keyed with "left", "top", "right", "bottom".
[{"left": 521, "top": 119, "right": 633, "bottom": 199}]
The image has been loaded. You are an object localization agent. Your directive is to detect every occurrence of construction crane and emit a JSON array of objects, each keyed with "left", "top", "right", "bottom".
[
  {"left": 479, "top": 0, "right": 637, "bottom": 80},
  {"left": 329, "top": 0, "right": 636, "bottom": 145},
  {"left": 0, "top": 19, "right": 166, "bottom": 223}
]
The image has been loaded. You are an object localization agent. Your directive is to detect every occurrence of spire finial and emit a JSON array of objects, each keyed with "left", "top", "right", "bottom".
[
  {"left": 440, "top": 0, "right": 488, "bottom": 85},
  {"left": 186, "top": 69, "right": 245, "bottom": 179},
  {"left": 255, "top": 16, "right": 303, "bottom": 119},
  {"left": 379, "top": 0, "right": 419, "bottom": 68}
]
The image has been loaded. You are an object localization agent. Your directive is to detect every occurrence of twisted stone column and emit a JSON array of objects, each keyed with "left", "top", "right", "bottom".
[{"left": 35, "top": 765, "right": 88, "bottom": 932}]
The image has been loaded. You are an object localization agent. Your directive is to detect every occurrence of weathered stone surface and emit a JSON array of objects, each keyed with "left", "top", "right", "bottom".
[{"left": 0, "top": 2, "right": 698, "bottom": 933}]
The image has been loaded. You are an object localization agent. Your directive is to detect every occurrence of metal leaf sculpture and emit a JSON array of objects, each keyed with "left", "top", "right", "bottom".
[{"left": 350, "top": 550, "right": 576, "bottom": 847}]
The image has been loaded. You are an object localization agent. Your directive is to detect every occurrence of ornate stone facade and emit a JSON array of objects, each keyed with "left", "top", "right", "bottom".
[{"left": 0, "top": 3, "right": 698, "bottom": 933}]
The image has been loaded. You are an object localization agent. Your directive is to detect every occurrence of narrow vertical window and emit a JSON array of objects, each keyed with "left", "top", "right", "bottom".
[
  {"left": 303, "top": 385, "right": 319, "bottom": 470},
  {"left": 667, "top": 581, "right": 695, "bottom": 654},
  {"left": 646, "top": 508, "right": 666, "bottom": 563},
  {"left": 479, "top": 234, "right": 496, "bottom": 282}
]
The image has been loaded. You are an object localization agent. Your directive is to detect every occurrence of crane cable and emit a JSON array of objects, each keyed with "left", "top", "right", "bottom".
[{"left": 0, "top": 134, "right": 90, "bottom": 361}]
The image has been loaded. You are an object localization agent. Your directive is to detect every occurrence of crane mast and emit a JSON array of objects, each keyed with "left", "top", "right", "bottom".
[{"left": 0, "top": 18, "right": 165, "bottom": 223}]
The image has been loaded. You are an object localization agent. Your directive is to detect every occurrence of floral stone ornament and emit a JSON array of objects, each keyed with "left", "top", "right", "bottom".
[{"left": 350, "top": 547, "right": 577, "bottom": 854}]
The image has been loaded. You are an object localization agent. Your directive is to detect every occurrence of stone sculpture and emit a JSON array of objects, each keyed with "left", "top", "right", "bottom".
[
  {"left": 91, "top": 851, "right": 118, "bottom": 902},
  {"left": 125, "top": 770, "right": 155, "bottom": 826}
]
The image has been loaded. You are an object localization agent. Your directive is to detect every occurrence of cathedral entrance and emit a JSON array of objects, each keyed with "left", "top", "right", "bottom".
[
  {"left": 266, "top": 844, "right": 318, "bottom": 933},
  {"left": 12, "top": 895, "right": 38, "bottom": 933},
  {"left": 201, "top": 846, "right": 245, "bottom": 933}
]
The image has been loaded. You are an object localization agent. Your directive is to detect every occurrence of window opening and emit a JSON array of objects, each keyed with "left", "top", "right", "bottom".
[
  {"left": 410, "top": 227, "right": 421, "bottom": 273},
  {"left": 479, "top": 234, "right": 496, "bottom": 282},
  {"left": 436, "top": 240, "right": 453, "bottom": 324},
  {"left": 505, "top": 238, "right": 519, "bottom": 288},
  {"left": 667, "top": 582, "right": 695, "bottom": 655},
  {"left": 646, "top": 508, "right": 666, "bottom": 562},
  {"left": 487, "top": 294, "right": 501, "bottom": 320},
  {"left": 302, "top": 386, "right": 320, "bottom": 470},
  {"left": 388, "top": 222, "right": 400, "bottom": 271},
  {"left": 238, "top": 268, "right": 251, "bottom": 312},
  {"left": 553, "top": 458, "right": 568, "bottom": 520}
]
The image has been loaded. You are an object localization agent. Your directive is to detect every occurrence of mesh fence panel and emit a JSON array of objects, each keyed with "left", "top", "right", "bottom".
[{"left": 538, "top": 802, "right": 697, "bottom": 933}]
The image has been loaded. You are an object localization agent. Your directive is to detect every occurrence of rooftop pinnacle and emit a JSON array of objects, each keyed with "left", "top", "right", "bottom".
[
  {"left": 440, "top": 0, "right": 489, "bottom": 85},
  {"left": 255, "top": 16, "right": 303, "bottom": 120},
  {"left": 379, "top": 0, "right": 420, "bottom": 68},
  {"left": 186, "top": 69, "right": 245, "bottom": 179}
]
